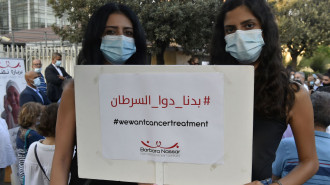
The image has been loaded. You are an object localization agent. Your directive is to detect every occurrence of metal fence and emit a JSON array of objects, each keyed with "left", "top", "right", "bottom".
[{"left": 0, "top": 43, "right": 81, "bottom": 76}]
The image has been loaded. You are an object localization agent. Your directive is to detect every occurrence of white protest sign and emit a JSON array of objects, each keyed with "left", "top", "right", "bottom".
[
  {"left": 0, "top": 58, "right": 25, "bottom": 185},
  {"left": 99, "top": 73, "right": 224, "bottom": 164},
  {"left": 75, "top": 65, "right": 254, "bottom": 185},
  {"left": 0, "top": 58, "right": 25, "bottom": 129}
]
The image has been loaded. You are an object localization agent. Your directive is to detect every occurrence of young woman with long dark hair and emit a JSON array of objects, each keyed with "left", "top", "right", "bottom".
[
  {"left": 50, "top": 3, "right": 148, "bottom": 185},
  {"left": 210, "top": 0, "right": 319, "bottom": 184}
]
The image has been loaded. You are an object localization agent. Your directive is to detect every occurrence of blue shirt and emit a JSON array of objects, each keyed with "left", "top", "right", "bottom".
[
  {"left": 16, "top": 128, "right": 44, "bottom": 151},
  {"left": 272, "top": 131, "right": 330, "bottom": 184},
  {"left": 37, "top": 73, "right": 47, "bottom": 94}
]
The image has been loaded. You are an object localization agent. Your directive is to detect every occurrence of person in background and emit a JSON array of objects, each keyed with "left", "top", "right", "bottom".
[
  {"left": 311, "top": 74, "right": 322, "bottom": 92},
  {"left": 16, "top": 102, "right": 44, "bottom": 185},
  {"left": 187, "top": 56, "right": 200, "bottom": 65},
  {"left": 31, "top": 59, "right": 47, "bottom": 94},
  {"left": 285, "top": 66, "right": 295, "bottom": 80},
  {"left": 314, "top": 86, "right": 330, "bottom": 134},
  {"left": 0, "top": 117, "right": 16, "bottom": 185},
  {"left": 24, "top": 103, "right": 59, "bottom": 185},
  {"left": 210, "top": 0, "right": 318, "bottom": 184},
  {"left": 1, "top": 80, "right": 21, "bottom": 129},
  {"left": 315, "top": 73, "right": 330, "bottom": 92},
  {"left": 273, "top": 91, "right": 330, "bottom": 184},
  {"left": 45, "top": 53, "right": 72, "bottom": 103},
  {"left": 50, "top": 3, "right": 149, "bottom": 185},
  {"left": 321, "top": 72, "right": 330, "bottom": 86},
  {"left": 19, "top": 71, "right": 51, "bottom": 106},
  {"left": 294, "top": 71, "right": 309, "bottom": 91},
  {"left": 307, "top": 74, "right": 315, "bottom": 91}
]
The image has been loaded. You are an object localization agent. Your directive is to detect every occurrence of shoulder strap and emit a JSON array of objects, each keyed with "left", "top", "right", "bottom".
[
  {"left": 34, "top": 144, "right": 50, "bottom": 181},
  {"left": 24, "top": 129, "right": 32, "bottom": 153}
]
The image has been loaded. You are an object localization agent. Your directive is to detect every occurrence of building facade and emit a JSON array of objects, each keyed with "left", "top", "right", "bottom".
[{"left": 0, "top": 0, "right": 67, "bottom": 34}]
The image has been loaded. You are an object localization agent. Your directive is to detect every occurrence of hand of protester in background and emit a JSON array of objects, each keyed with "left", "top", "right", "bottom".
[{"left": 58, "top": 75, "right": 65, "bottom": 80}]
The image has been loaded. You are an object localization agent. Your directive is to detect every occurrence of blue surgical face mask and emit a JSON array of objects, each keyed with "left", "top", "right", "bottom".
[
  {"left": 33, "top": 77, "right": 41, "bottom": 87},
  {"left": 100, "top": 35, "right": 136, "bottom": 65},
  {"left": 225, "top": 29, "right": 265, "bottom": 64},
  {"left": 55, "top": 60, "right": 61, "bottom": 67},
  {"left": 34, "top": 68, "right": 42, "bottom": 73}
]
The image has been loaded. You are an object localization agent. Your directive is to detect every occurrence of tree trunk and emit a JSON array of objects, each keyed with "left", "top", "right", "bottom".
[
  {"left": 156, "top": 41, "right": 167, "bottom": 65},
  {"left": 290, "top": 52, "right": 298, "bottom": 71},
  {"left": 156, "top": 50, "right": 165, "bottom": 65}
]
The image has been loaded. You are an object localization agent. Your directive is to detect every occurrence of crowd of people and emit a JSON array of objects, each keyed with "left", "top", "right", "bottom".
[
  {"left": 1, "top": 0, "right": 329, "bottom": 185},
  {"left": 288, "top": 67, "right": 330, "bottom": 95},
  {"left": 0, "top": 52, "right": 71, "bottom": 185}
]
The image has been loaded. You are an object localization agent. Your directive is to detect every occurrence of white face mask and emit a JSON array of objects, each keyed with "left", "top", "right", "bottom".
[
  {"left": 290, "top": 75, "right": 294, "bottom": 80},
  {"left": 34, "top": 68, "right": 42, "bottom": 73},
  {"left": 225, "top": 29, "right": 265, "bottom": 64},
  {"left": 55, "top": 60, "right": 61, "bottom": 67},
  {"left": 33, "top": 77, "right": 41, "bottom": 87},
  {"left": 315, "top": 79, "right": 321, "bottom": 86},
  {"left": 100, "top": 35, "right": 136, "bottom": 64}
]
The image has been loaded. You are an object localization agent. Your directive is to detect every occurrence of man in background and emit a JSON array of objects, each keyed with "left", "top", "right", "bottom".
[
  {"left": 19, "top": 71, "right": 50, "bottom": 106},
  {"left": 322, "top": 73, "right": 330, "bottom": 87},
  {"left": 31, "top": 59, "right": 47, "bottom": 94},
  {"left": 273, "top": 91, "right": 330, "bottom": 184},
  {"left": 294, "top": 71, "right": 309, "bottom": 90},
  {"left": 45, "top": 53, "right": 71, "bottom": 102}
]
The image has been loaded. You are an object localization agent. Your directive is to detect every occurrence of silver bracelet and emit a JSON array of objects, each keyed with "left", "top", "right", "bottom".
[{"left": 274, "top": 180, "right": 283, "bottom": 185}]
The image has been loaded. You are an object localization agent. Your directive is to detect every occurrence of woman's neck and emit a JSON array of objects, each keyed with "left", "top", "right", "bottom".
[
  {"left": 314, "top": 125, "right": 326, "bottom": 132},
  {"left": 29, "top": 125, "right": 36, "bottom": 130},
  {"left": 42, "top": 137, "right": 55, "bottom": 145}
]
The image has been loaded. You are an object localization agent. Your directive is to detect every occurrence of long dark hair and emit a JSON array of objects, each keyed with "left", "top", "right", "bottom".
[
  {"left": 79, "top": 3, "right": 147, "bottom": 65},
  {"left": 210, "top": 0, "right": 298, "bottom": 119}
]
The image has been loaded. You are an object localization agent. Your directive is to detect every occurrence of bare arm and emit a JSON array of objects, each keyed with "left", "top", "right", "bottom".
[
  {"left": 50, "top": 81, "right": 76, "bottom": 185},
  {"left": 271, "top": 87, "right": 319, "bottom": 185}
]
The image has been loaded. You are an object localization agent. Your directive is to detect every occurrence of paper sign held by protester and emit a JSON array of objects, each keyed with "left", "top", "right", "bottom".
[
  {"left": 75, "top": 65, "right": 254, "bottom": 185},
  {"left": 99, "top": 73, "right": 224, "bottom": 164}
]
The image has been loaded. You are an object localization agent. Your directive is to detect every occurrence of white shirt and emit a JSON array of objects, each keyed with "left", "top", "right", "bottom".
[
  {"left": 303, "top": 83, "right": 309, "bottom": 91},
  {"left": 24, "top": 140, "right": 55, "bottom": 185},
  {"left": 0, "top": 118, "right": 16, "bottom": 168},
  {"left": 52, "top": 63, "right": 63, "bottom": 76}
]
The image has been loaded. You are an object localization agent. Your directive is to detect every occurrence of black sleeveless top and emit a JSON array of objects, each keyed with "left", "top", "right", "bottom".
[
  {"left": 69, "top": 151, "right": 138, "bottom": 185},
  {"left": 252, "top": 113, "right": 287, "bottom": 181}
]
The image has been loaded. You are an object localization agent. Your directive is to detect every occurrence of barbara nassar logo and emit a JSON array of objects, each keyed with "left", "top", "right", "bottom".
[{"left": 140, "top": 140, "right": 181, "bottom": 157}]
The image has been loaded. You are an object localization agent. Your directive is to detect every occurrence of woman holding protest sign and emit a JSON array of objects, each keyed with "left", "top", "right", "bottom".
[
  {"left": 50, "top": 3, "right": 148, "bottom": 185},
  {"left": 210, "top": 0, "right": 318, "bottom": 184}
]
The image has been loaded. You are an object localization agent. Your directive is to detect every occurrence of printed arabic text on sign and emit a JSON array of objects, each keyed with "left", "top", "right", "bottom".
[{"left": 99, "top": 72, "right": 224, "bottom": 164}]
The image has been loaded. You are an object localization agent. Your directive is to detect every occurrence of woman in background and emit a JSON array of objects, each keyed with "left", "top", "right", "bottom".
[
  {"left": 16, "top": 102, "right": 44, "bottom": 184},
  {"left": 24, "top": 103, "right": 59, "bottom": 185}
]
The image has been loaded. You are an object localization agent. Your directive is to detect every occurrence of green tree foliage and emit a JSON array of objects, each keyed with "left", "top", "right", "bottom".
[
  {"left": 138, "top": 0, "right": 220, "bottom": 64},
  {"left": 48, "top": 0, "right": 221, "bottom": 64},
  {"left": 299, "top": 46, "right": 330, "bottom": 73},
  {"left": 270, "top": 0, "right": 330, "bottom": 69}
]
